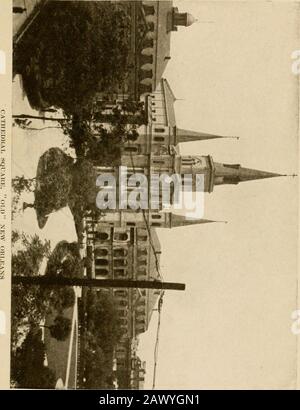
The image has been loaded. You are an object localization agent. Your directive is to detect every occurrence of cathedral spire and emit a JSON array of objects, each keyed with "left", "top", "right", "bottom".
[
  {"left": 213, "top": 162, "right": 284, "bottom": 186},
  {"left": 175, "top": 127, "right": 236, "bottom": 143},
  {"left": 168, "top": 213, "right": 218, "bottom": 228}
]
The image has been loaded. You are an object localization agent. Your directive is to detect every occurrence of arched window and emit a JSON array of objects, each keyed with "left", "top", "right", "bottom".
[
  {"left": 114, "top": 269, "right": 127, "bottom": 278},
  {"left": 152, "top": 223, "right": 161, "bottom": 227},
  {"left": 136, "top": 318, "right": 146, "bottom": 325},
  {"left": 154, "top": 128, "right": 165, "bottom": 133},
  {"left": 138, "top": 258, "right": 147, "bottom": 266},
  {"left": 138, "top": 235, "right": 148, "bottom": 242},
  {"left": 114, "top": 259, "right": 127, "bottom": 268},
  {"left": 95, "top": 258, "right": 109, "bottom": 266},
  {"left": 137, "top": 299, "right": 146, "bottom": 308},
  {"left": 114, "top": 233, "right": 129, "bottom": 242},
  {"left": 138, "top": 266, "right": 147, "bottom": 275},
  {"left": 143, "top": 38, "right": 154, "bottom": 47},
  {"left": 143, "top": 5, "right": 155, "bottom": 15},
  {"left": 154, "top": 136, "right": 165, "bottom": 142},
  {"left": 182, "top": 157, "right": 195, "bottom": 165},
  {"left": 114, "top": 248, "right": 127, "bottom": 258},
  {"left": 95, "top": 232, "right": 109, "bottom": 241},
  {"left": 138, "top": 248, "right": 147, "bottom": 257},
  {"left": 95, "top": 268, "right": 109, "bottom": 276},
  {"left": 115, "top": 290, "right": 127, "bottom": 298},
  {"left": 124, "top": 146, "right": 139, "bottom": 153},
  {"left": 119, "top": 318, "right": 128, "bottom": 326},
  {"left": 95, "top": 248, "right": 108, "bottom": 257},
  {"left": 152, "top": 214, "right": 161, "bottom": 220}
]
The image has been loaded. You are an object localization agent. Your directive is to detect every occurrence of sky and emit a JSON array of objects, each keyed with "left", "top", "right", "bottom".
[
  {"left": 11, "top": 0, "right": 299, "bottom": 391},
  {"left": 138, "top": 0, "right": 299, "bottom": 390}
]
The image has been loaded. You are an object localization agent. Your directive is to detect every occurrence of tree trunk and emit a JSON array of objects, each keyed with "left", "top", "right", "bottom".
[
  {"left": 13, "top": 114, "right": 67, "bottom": 122},
  {"left": 23, "top": 202, "right": 35, "bottom": 210}
]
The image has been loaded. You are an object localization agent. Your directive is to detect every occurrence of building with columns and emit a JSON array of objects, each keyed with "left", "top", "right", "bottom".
[{"left": 93, "top": 1, "right": 197, "bottom": 108}]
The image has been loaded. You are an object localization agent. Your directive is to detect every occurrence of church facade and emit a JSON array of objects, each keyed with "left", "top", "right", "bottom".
[{"left": 84, "top": 77, "right": 283, "bottom": 388}]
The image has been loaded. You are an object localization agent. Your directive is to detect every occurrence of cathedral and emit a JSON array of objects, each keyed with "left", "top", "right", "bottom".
[
  {"left": 84, "top": 78, "right": 283, "bottom": 389},
  {"left": 87, "top": 77, "right": 282, "bottom": 230}
]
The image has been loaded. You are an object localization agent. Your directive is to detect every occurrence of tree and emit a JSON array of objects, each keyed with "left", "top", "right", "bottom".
[
  {"left": 80, "top": 292, "right": 124, "bottom": 389},
  {"left": 11, "top": 235, "right": 80, "bottom": 350},
  {"left": 61, "top": 101, "right": 143, "bottom": 188},
  {"left": 11, "top": 232, "right": 52, "bottom": 350},
  {"left": 45, "top": 240, "right": 83, "bottom": 278},
  {"left": 13, "top": 148, "right": 75, "bottom": 227},
  {"left": 12, "top": 175, "right": 36, "bottom": 219},
  {"left": 59, "top": 287, "right": 76, "bottom": 310},
  {"left": 27, "top": 148, "right": 74, "bottom": 228},
  {"left": 12, "top": 231, "right": 51, "bottom": 277},
  {"left": 85, "top": 290, "right": 124, "bottom": 354},
  {"left": 12, "top": 175, "right": 36, "bottom": 195},
  {"left": 70, "top": 158, "right": 100, "bottom": 216},
  {"left": 83, "top": 342, "right": 112, "bottom": 389},
  {"left": 11, "top": 329, "right": 56, "bottom": 389},
  {"left": 14, "top": 1, "right": 132, "bottom": 115},
  {"left": 47, "top": 286, "right": 76, "bottom": 313},
  {"left": 48, "top": 315, "right": 72, "bottom": 341}
]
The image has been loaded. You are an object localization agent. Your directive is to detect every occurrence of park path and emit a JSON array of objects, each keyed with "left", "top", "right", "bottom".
[{"left": 64, "top": 287, "right": 81, "bottom": 389}]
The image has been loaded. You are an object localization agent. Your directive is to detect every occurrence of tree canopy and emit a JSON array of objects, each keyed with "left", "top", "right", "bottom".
[
  {"left": 15, "top": 1, "right": 132, "bottom": 115},
  {"left": 49, "top": 315, "right": 72, "bottom": 342},
  {"left": 79, "top": 290, "right": 124, "bottom": 389},
  {"left": 11, "top": 329, "right": 56, "bottom": 389},
  {"left": 11, "top": 235, "right": 78, "bottom": 351},
  {"left": 33, "top": 148, "right": 74, "bottom": 228}
]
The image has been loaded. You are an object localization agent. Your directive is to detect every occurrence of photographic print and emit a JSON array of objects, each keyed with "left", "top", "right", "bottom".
[{"left": 2, "top": 0, "right": 299, "bottom": 391}]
